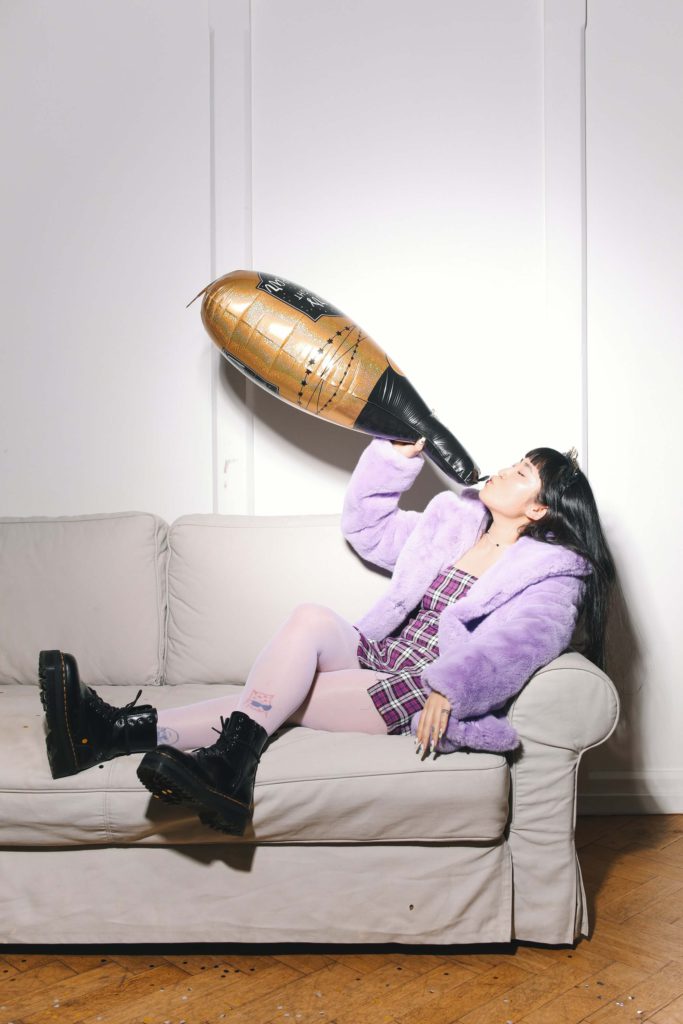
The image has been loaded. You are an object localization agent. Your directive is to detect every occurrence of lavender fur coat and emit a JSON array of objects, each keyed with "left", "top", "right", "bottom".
[{"left": 340, "top": 438, "right": 590, "bottom": 754}]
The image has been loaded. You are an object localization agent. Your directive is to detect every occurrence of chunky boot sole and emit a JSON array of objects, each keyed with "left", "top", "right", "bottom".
[
  {"left": 136, "top": 748, "right": 252, "bottom": 836},
  {"left": 39, "top": 650, "right": 81, "bottom": 779}
]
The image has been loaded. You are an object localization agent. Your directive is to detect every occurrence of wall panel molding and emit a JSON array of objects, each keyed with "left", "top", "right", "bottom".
[
  {"left": 579, "top": 770, "right": 683, "bottom": 815},
  {"left": 210, "top": 0, "right": 254, "bottom": 515},
  {"left": 543, "top": 0, "right": 588, "bottom": 468}
]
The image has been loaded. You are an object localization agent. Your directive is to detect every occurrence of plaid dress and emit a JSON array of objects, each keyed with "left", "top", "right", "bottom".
[{"left": 355, "top": 563, "right": 478, "bottom": 735}]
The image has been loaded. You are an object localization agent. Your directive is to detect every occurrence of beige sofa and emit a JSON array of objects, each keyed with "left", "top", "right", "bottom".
[{"left": 0, "top": 510, "right": 619, "bottom": 946}]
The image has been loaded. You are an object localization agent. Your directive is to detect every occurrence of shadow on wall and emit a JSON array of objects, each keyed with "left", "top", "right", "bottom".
[
  {"left": 577, "top": 566, "right": 648, "bottom": 809},
  {"left": 218, "top": 355, "right": 451, "bottom": 514}
]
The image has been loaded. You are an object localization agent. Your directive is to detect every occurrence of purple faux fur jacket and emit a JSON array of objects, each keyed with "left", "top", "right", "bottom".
[{"left": 340, "top": 437, "right": 591, "bottom": 754}]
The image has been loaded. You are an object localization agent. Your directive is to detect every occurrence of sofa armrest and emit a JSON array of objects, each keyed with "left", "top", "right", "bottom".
[{"left": 505, "top": 652, "right": 620, "bottom": 943}]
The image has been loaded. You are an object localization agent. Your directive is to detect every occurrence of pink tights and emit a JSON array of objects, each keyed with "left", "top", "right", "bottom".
[{"left": 155, "top": 603, "right": 394, "bottom": 750}]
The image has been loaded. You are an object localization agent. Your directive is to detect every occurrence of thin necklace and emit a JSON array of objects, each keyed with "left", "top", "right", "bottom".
[{"left": 484, "top": 530, "right": 516, "bottom": 549}]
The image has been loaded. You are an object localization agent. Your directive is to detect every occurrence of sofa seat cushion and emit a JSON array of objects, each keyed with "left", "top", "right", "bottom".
[
  {"left": 0, "top": 512, "right": 168, "bottom": 687},
  {"left": 0, "top": 684, "right": 511, "bottom": 847}
]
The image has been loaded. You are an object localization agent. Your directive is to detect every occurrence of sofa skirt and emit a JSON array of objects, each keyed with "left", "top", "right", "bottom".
[{"left": 0, "top": 838, "right": 512, "bottom": 945}]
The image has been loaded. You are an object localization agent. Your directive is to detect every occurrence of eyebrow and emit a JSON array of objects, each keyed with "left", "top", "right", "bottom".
[{"left": 519, "top": 459, "right": 536, "bottom": 475}]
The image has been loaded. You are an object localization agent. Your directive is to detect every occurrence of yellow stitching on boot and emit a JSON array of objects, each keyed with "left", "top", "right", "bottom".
[{"left": 60, "top": 652, "right": 79, "bottom": 768}]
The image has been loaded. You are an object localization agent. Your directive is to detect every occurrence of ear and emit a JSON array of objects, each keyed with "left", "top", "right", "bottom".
[{"left": 526, "top": 502, "right": 548, "bottom": 522}]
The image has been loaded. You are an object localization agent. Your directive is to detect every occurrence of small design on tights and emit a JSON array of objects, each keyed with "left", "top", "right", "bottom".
[
  {"left": 156, "top": 726, "right": 180, "bottom": 744},
  {"left": 245, "top": 689, "right": 274, "bottom": 714}
]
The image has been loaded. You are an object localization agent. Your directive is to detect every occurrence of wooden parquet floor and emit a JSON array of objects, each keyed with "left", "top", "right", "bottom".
[{"left": 1, "top": 814, "right": 682, "bottom": 1024}]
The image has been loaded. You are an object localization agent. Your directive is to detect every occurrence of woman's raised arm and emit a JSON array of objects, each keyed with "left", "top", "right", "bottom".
[{"left": 340, "top": 437, "right": 426, "bottom": 572}]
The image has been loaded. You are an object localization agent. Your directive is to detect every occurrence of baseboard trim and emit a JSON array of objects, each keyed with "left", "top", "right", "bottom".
[{"left": 577, "top": 769, "right": 683, "bottom": 814}]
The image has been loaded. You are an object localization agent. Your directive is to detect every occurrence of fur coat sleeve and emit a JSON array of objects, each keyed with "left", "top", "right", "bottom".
[
  {"left": 340, "top": 437, "right": 426, "bottom": 572},
  {"left": 414, "top": 572, "right": 584, "bottom": 753},
  {"left": 420, "top": 574, "right": 584, "bottom": 719}
]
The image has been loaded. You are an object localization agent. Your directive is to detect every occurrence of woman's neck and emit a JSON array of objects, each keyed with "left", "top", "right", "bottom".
[{"left": 482, "top": 514, "right": 527, "bottom": 547}]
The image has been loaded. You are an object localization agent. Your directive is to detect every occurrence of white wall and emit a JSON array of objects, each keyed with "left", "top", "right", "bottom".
[
  {"left": 1, "top": 0, "right": 681, "bottom": 810},
  {"left": 0, "top": 0, "right": 213, "bottom": 522},
  {"left": 243, "top": 0, "right": 583, "bottom": 516},
  {"left": 576, "top": 0, "right": 683, "bottom": 812}
]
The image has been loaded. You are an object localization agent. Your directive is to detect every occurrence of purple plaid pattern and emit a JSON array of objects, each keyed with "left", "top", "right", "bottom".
[{"left": 357, "top": 564, "right": 478, "bottom": 735}]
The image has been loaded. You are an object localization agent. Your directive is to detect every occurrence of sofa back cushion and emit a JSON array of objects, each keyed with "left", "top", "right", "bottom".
[
  {"left": 0, "top": 512, "right": 168, "bottom": 686},
  {"left": 164, "top": 513, "right": 389, "bottom": 685}
]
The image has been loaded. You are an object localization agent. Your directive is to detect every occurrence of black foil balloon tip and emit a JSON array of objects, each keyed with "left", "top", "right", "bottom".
[{"left": 354, "top": 364, "right": 481, "bottom": 486}]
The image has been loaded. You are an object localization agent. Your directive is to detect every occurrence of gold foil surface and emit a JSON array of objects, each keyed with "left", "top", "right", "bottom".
[{"left": 200, "top": 270, "right": 405, "bottom": 429}]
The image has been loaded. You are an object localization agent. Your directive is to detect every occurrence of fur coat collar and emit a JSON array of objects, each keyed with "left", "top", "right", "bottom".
[{"left": 353, "top": 485, "right": 588, "bottom": 641}]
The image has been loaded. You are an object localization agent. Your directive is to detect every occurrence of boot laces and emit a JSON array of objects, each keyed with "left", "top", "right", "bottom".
[
  {"left": 191, "top": 715, "right": 236, "bottom": 758},
  {"left": 87, "top": 686, "right": 144, "bottom": 722}
]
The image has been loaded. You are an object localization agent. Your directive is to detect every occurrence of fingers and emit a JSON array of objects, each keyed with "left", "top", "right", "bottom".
[
  {"left": 417, "top": 705, "right": 434, "bottom": 749},
  {"left": 415, "top": 696, "right": 451, "bottom": 759},
  {"left": 392, "top": 436, "right": 426, "bottom": 458},
  {"left": 416, "top": 712, "right": 436, "bottom": 757},
  {"left": 415, "top": 708, "right": 426, "bottom": 751}
]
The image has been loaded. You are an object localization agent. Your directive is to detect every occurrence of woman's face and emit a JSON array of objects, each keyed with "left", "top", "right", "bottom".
[{"left": 479, "top": 457, "right": 548, "bottom": 522}]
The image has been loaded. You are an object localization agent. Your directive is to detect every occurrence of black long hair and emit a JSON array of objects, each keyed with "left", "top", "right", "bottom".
[{"left": 511, "top": 447, "right": 616, "bottom": 672}]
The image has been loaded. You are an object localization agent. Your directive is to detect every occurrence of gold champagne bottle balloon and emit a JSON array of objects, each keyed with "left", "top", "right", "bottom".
[{"left": 187, "top": 270, "right": 481, "bottom": 485}]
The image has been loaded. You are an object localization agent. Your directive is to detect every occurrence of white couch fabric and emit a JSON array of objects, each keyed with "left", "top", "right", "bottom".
[
  {"left": 0, "top": 842, "right": 513, "bottom": 945},
  {"left": 0, "top": 511, "right": 620, "bottom": 946},
  {"left": 164, "top": 513, "right": 390, "bottom": 685},
  {"left": 0, "top": 512, "right": 167, "bottom": 687},
  {"left": 1, "top": 683, "right": 509, "bottom": 847}
]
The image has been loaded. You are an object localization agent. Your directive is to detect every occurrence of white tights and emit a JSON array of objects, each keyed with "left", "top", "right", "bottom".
[{"left": 155, "top": 603, "right": 394, "bottom": 750}]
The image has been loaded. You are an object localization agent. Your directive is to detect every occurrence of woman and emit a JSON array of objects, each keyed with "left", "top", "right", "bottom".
[{"left": 39, "top": 434, "right": 615, "bottom": 837}]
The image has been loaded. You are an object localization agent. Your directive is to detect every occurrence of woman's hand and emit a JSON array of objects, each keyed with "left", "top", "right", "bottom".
[
  {"left": 392, "top": 436, "right": 426, "bottom": 458},
  {"left": 415, "top": 691, "right": 452, "bottom": 757}
]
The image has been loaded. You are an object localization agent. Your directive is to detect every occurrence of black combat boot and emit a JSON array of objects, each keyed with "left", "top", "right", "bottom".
[
  {"left": 136, "top": 710, "right": 270, "bottom": 836},
  {"left": 38, "top": 650, "right": 159, "bottom": 779}
]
